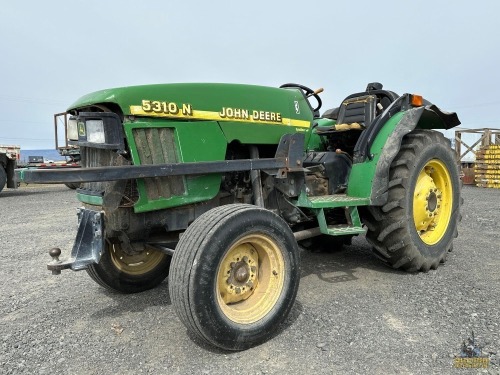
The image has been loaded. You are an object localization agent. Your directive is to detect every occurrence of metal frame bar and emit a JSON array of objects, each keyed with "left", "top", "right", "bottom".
[
  {"left": 21, "top": 157, "right": 289, "bottom": 184},
  {"left": 20, "top": 133, "right": 305, "bottom": 185}
]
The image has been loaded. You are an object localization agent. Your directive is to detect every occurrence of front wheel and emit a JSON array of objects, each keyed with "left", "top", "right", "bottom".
[
  {"left": 86, "top": 242, "right": 171, "bottom": 293},
  {"left": 364, "top": 130, "right": 461, "bottom": 272},
  {"left": 169, "top": 204, "right": 300, "bottom": 351}
]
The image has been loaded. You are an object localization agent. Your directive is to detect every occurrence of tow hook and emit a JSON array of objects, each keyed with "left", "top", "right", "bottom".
[{"left": 46, "top": 208, "right": 105, "bottom": 274}]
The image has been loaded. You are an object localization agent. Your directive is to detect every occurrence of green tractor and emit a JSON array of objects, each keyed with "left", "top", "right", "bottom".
[{"left": 21, "top": 81, "right": 461, "bottom": 350}]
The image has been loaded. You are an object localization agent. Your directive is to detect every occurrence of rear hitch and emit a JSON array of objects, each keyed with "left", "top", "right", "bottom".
[{"left": 48, "top": 248, "right": 64, "bottom": 275}]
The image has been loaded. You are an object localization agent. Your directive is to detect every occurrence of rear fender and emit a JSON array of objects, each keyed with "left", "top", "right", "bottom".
[{"left": 347, "top": 99, "right": 460, "bottom": 205}]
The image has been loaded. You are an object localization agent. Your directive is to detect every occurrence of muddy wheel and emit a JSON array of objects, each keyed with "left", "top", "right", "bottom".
[
  {"left": 86, "top": 242, "right": 171, "bottom": 293},
  {"left": 169, "top": 204, "right": 300, "bottom": 350},
  {"left": 364, "top": 130, "right": 461, "bottom": 272},
  {"left": 0, "top": 167, "right": 6, "bottom": 193}
]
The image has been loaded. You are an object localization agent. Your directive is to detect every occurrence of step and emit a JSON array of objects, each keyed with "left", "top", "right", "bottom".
[
  {"left": 312, "top": 206, "right": 365, "bottom": 236},
  {"left": 297, "top": 194, "right": 370, "bottom": 208},
  {"left": 322, "top": 224, "right": 366, "bottom": 236}
]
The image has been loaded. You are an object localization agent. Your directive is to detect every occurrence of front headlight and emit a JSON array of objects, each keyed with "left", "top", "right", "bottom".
[
  {"left": 76, "top": 112, "right": 125, "bottom": 150},
  {"left": 86, "top": 120, "right": 105, "bottom": 144}
]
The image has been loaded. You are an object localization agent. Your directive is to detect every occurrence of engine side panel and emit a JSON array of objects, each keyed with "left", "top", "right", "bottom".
[{"left": 123, "top": 120, "right": 227, "bottom": 213}]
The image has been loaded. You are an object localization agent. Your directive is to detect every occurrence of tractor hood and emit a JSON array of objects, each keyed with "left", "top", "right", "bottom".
[{"left": 68, "top": 83, "right": 314, "bottom": 127}]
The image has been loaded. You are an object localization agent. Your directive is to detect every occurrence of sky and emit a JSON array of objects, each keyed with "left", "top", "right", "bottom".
[{"left": 1, "top": 0, "right": 499, "bottom": 151}]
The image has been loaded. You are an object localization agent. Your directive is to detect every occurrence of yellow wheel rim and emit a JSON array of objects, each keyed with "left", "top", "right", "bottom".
[
  {"left": 109, "top": 243, "right": 166, "bottom": 276},
  {"left": 216, "top": 234, "right": 285, "bottom": 324},
  {"left": 413, "top": 159, "right": 453, "bottom": 245}
]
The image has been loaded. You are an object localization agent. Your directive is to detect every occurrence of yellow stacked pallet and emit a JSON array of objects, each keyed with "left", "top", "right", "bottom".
[{"left": 475, "top": 145, "right": 500, "bottom": 188}]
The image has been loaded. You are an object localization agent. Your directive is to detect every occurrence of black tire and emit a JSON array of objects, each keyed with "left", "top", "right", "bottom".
[
  {"left": 0, "top": 167, "right": 7, "bottom": 193},
  {"left": 86, "top": 242, "right": 171, "bottom": 293},
  {"left": 169, "top": 204, "right": 300, "bottom": 351},
  {"left": 364, "top": 130, "right": 461, "bottom": 272},
  {"left": 64, "top": 182, "right": 80, "bottom": 190}
]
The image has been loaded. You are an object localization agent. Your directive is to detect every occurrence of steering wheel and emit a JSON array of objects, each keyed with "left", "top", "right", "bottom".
[{"left": 279, "top": 83, "right": 323, "bottom": 112}]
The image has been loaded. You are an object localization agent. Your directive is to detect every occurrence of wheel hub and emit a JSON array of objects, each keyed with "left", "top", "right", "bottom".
[
  {"left": 414, "top": 168, "right": 442, "bottom": 232},
  {"left": 233, "top": 260, "right": 250, "bottom": 283},
  {"left": 219, "top": 244, "right": 258, "bottom": 304},
  {"left": 216, "top": 233, "right": 285, "bottom": 324},
  {"left": 413, "top": 160, "right": 453, "bottom": 245},
  {"left": 109, "top": 243, "right": 165, "bottom": 276},
  {"left": 427, "top": 191, "right": 438, "bottom": 212}
]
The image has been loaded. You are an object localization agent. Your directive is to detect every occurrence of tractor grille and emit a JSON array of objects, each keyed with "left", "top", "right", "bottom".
[
  {"left": 133, "top": 127, "right": 186, "bottom": 200},
  {"left": 80, "top": 146, "right": 117, "bottom": 194}
]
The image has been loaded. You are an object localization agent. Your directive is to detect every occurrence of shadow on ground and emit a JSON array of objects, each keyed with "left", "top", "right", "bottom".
[{"left": 299, "top": 235, "right": 405, "bottom": 284}]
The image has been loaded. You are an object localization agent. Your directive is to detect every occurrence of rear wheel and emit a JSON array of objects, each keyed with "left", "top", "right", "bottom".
[
  {"left": 364, "top": 130, "right": 461, "bottom": 272},
  {"left": 86, "top": 242, "right": 171, "bottom": 293},
  {"left": 169, "top": 204, "right": 300, "bottom": 350}
]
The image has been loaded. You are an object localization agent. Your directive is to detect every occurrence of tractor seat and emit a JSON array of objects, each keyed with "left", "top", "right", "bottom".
[
  {"left": 336, "top": 94, "right": 376, "bottom": 128},
  {"left": 321, "top": 82, "right": 399, "bottom": 128},
  {"left": 317, "top": 95, "right": 376, "bottom": 134}
]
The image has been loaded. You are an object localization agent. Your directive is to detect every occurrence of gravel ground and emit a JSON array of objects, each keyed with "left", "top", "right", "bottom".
[{"left": 0, "top": 184, "right": 498, "bottom": 374}]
